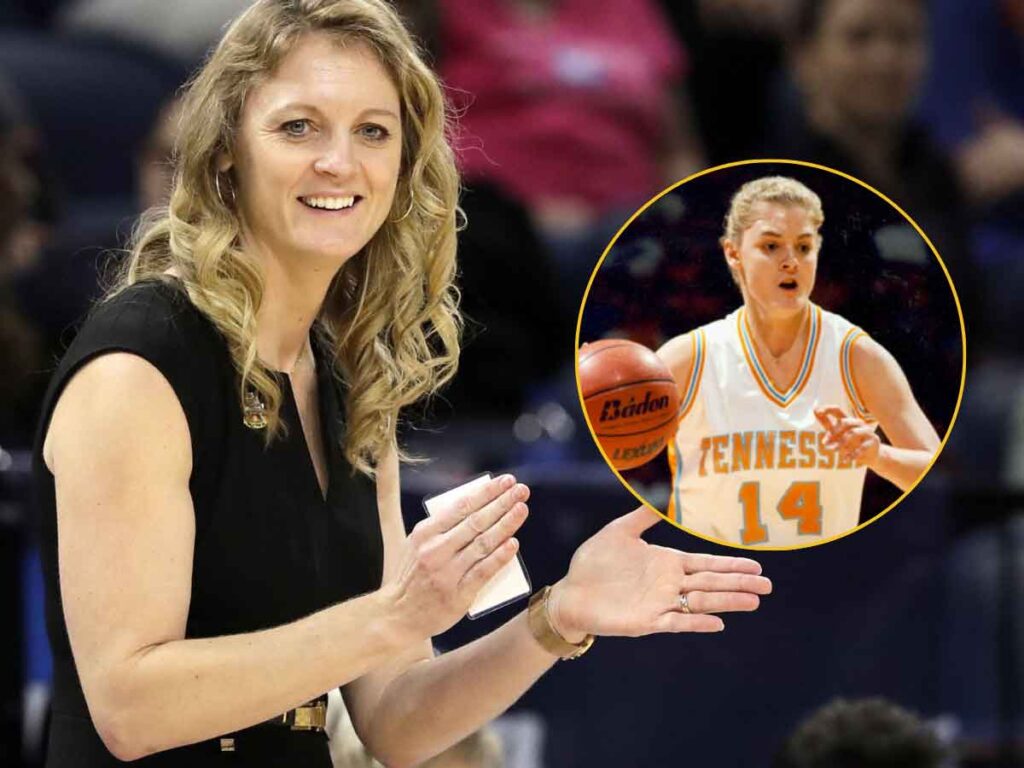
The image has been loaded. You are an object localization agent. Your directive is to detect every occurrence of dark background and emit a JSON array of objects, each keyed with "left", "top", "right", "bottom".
[{"left": 1, "top": 0, "right": 1022, "bottom": 766}]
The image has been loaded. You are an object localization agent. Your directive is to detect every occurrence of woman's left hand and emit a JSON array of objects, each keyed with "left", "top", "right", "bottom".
[
  {"left": 814, "top": 405, "right": 881, "bottom": 468},
  {"left": 548, "top": 507, "right": 772, "bottom": 639}
]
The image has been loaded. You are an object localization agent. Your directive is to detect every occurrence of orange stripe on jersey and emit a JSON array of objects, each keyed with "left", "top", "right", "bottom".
[
  {"left": 840, "top": 328, "right": 874, "bottom": 421},
  {"left": 666, "top": 437, "right": 683, "bottom": 525},
  {"left": 789, "top": 306, "right": 822, "bottom": 402},
  {"left": 677, "top": 330, "right": 706, "bottom": 422},
  {"left": 668, "top": 331, "right": 706, "bottom": 525},
  {"left": 736, "top": 310, "right": 778, "bottom": 404}
]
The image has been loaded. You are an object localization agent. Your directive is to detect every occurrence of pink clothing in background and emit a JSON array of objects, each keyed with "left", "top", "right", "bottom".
[{"left": 440, "top": 0, "right": 687, "bottom": 215}]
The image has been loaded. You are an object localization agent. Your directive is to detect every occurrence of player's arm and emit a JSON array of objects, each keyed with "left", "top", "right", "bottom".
[
  {"left": 656, "top": 332, "right": 696, "bottom": 400},
  {"left": 46, "top": 354, "right": 441, "bottom": 761},
  {"left": 839, "top": 337, "right": 940, "bottom": 491}
]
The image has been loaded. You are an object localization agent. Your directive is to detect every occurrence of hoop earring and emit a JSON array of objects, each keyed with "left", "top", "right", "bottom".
[
  {"left": 215, "top": 173, "right": 236, "bottom": 208},
  {"left": 389, "top": 193, "right": 415, "bottom": 223}
]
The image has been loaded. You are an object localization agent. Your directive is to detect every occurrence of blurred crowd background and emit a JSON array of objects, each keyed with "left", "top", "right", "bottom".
[{"left": 0, "top": 0, "right": 1022, "bottom": 766}]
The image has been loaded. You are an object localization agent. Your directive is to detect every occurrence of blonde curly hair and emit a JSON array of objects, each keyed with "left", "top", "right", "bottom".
[{"left": 113, "top": 0, "right": 461, "bottom": 476}]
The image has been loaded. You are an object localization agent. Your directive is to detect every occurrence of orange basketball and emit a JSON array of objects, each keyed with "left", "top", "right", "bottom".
[{"left": 578, "top": 339, "right": 680, "bottom": 471}]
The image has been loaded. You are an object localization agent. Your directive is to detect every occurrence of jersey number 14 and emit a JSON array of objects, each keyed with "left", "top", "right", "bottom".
[{"left": 738, "top": 481, "right": 822, "bottom": 545}]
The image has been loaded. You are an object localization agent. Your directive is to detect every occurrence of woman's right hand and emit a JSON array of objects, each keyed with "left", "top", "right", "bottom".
[{"left": 385, "top": 474, "right": 530, "bottom": 641}]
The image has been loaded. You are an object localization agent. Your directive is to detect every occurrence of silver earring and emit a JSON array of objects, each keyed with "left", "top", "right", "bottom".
[{"left": 215, "top": 173, "right": 236, "bottom": 208}]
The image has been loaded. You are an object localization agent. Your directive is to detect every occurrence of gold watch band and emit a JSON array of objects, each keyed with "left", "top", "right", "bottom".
[{"left": 527, "top": 586, "right": 594, "bottom": 660}]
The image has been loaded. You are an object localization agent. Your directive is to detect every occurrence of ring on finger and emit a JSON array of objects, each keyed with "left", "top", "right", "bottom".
[{"left": 678, "top": 593, "right": 693, "bottom": 614}]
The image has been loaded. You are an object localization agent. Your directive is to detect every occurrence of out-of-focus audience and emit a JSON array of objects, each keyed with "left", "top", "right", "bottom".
[
  {"left": 0, "top": 78, "right": 43, "bottom": 278},
  {"left": 0, "top": 75, "right": 48, "bottom": 446},
  {"left": 779, "top": 0, "right": 979, "bottom": 353},
  {"left": 920, "top": 0, "right": 1024, "bottom": 368},
  {"left": 785, "top": 0, "right": 949, "bottom": 230},
  {"left": 437, "top": 182, "right": 566, "bottom": 419},
  {"left": 661, "top": 0, "right": 799, "bottom": 163},
  {"left": 775, "top": 698, "right": 950, "bottom": 768},
  {"left": 326, "top": 688, "right": 504, "bottom": 768},
  {"left": 135, "top": 96, "right": 183, "bottom": 212},
  {"left": 438, "top": 0, "right": 704, "bottom": 314},
  {"left": 55, "top": 0, "right": 253, "bottom": 65},
  {"left": 921, "top": 0, "right": 1024, "bottom": 212}
]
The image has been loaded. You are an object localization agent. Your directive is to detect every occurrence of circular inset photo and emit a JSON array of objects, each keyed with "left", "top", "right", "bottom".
[{"left": 576, "top": 160, "right": 965, "bottom": 550}]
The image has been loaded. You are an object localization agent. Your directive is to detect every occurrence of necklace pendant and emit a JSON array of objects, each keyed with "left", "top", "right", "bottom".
[{"left": 243, "top": 389, "right": 269, "bottom": 430}]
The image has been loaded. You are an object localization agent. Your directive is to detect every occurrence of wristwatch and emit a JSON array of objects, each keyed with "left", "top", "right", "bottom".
[{"left": 527, "top": 586, "right": 594, "bottom": 660}]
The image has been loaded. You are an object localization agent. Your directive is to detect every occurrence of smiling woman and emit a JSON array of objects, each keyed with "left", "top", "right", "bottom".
[
  {"left": 31, "top": 1, "right": 773, "bottom": 766},
  {"left": 232, "top": 35, "right": 403, "bottom": 297},
  {"left": 121, "top": 5, "right": 459, "bottom": 475}
]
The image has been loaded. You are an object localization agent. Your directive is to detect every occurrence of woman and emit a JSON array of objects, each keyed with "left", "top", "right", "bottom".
[
  {"left": 34, "top": 1, "right": 772, "bottom": 765},
  {"left": 658, "top": 176, "right": 940, "bottom": 548}
]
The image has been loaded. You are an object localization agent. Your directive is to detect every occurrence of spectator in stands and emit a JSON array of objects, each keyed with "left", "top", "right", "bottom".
[
  {"left": 919, "top": 0, "right": 1024, "bottom": 365},
  {"left": 419, "top": 730, "right": 503, "bottom": 768},
  {"left": 438, "top": 183, "right": 565, "bottom": 419},
  {"left": 777, "top": 0, "right": 983, "bottom": 422},
  {"left": 920, "top": 0, "right": 1024, "bottom": 213},
  {"left": 659, "top": 0, "right": 799, "bottom": 163},
  {"left": 56, "top": 0, "right": 252, "bottom": 67},
  {"left": 0, "top": 0, "right": 71, "bottom": 28},
  {"left": 775, "top": 697, "right": 949, "bottom": 768},
  {"left": 0, "top": 77, "right": 50, "bottom": 284},
  {"left": 136, "top": 96, "right": 183, "bottom": 212},
  {"left": 782, "top": 0, "right": 972, "bottom": 294},
  {"left": 0, "top": 75, "right": 47, "bottom": 446},
  {"left": 327, "top": 687, "right": 504, "bottom": 768},
  {"left": 787, "top": 0, "right": 930, "bottom": 192},
  {"left": 438, "top": 0, "right": 704, "bottom": 311}
]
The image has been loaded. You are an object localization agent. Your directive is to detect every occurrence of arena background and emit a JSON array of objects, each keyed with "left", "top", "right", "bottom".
[
  {"left": 579, "top": 160, "right": 965, "bottom": 525},
  {"left": 1, "top": 1, "right": 1022, "bottom": 767}
]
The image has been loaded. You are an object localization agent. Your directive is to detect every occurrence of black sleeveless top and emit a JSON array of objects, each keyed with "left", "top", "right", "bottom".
[{"left": 32, "top": 280, "right": 384, "bottom": 766}]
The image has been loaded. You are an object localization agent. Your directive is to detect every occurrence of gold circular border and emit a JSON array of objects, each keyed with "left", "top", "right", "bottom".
[{"left": 573, "top": 158, "right": 968, "bottom": 551}]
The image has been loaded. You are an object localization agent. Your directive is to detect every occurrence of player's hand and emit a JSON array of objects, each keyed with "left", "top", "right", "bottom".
[
  {"left": 386, "top": 475, "right": 529, "bottom": 641},
  {"left": 814, "top": 405, "right": 881, "bottom": 468},
  {"left": 548, "top": 507, "right": 771, "bottom": 638}
]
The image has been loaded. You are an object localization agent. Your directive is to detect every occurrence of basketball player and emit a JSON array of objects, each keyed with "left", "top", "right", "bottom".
[{"left": 657, "top": 176, "right": 940, "bottom": 547}]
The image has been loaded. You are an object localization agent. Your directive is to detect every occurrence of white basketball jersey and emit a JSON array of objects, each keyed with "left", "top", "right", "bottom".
[{"left": 666, "top": 304, "right": 875, "bottom": 548}]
